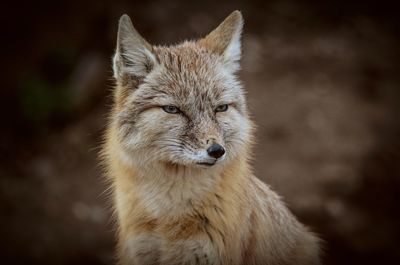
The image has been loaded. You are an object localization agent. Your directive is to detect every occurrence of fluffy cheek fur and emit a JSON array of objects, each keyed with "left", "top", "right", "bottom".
[
  {"left": 117, "top": 109, "right": 188, "bottom": 164},
  {"left": 218, "top": 109, "right": 253, "bottom": 161}
]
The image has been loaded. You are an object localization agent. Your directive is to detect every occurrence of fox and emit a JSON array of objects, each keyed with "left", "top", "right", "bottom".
[{"left": 102, "top": 10, "right": 320, "bottom": 265}]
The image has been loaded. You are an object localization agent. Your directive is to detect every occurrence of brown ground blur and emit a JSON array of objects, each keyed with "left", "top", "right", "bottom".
[{"left": 1, "top": 1, "right": 400, "bottom": 264}]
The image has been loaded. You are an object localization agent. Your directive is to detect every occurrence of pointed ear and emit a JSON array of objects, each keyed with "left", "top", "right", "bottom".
[
  {"left": 113, "top": 14, "right": 157, "bottom": 81},
  {"left": 198, "top": 10, "right": 243, "bottom": 72}
]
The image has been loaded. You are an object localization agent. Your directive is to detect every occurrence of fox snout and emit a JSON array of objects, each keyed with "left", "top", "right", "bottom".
[
  {"left": 196, "top": 141, "right": 226, "bottom": 167},
  {"left": 196, "top": 126, "right": 225, "bottom": 162}
]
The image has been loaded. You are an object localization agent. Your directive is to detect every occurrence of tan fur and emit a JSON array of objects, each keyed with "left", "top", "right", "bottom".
[{"left": 103, "top": 11, "right": 320, "bottom": 265}]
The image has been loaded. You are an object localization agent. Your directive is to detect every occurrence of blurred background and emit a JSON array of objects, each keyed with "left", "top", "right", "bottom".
[{"left": 1, "top": 0, "right": 400, "bottom": 264}]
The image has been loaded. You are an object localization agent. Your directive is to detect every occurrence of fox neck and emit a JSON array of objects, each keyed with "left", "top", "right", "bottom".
[{"left": 113, "top": 145, "right": 250, "bottom": 219}]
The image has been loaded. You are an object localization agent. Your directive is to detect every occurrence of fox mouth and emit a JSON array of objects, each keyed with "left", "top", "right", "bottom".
[
  {"left": 196, "top": 154, "right": 226, "bottom": 167},
  {"left": 197, "top": 161, "right": 216, "bottom": 166}
]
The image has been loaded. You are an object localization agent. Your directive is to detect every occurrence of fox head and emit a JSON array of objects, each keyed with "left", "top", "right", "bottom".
[{"left": 111, "top": 11, "right": 253, "bottom": 169}]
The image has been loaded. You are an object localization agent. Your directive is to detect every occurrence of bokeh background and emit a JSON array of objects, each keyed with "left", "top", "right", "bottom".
[{"left": 1, "top": 0, "right": 400, "bottom": 264}]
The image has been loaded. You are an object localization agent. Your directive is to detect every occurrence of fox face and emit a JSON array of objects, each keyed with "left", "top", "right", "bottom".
[{"left": 112, "top": 12, "right": 252, "bottom": 169}]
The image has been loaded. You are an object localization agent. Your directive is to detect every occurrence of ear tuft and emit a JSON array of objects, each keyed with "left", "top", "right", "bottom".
[
  {"left": 199, "top": 10, "right": 244, "bottom": 72},
  {"left": 113, "top": 14, "right": 157, "bottom": 81}
]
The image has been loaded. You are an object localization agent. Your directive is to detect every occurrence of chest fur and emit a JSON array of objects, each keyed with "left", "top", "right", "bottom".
[
  {"left": 120, "top": 213, "right": 246, "bottom": 265},
  {"left": 113, "top": 162, "right": 252, "bottom": 265},
  {"left": 116, "top": 182, "right": 251, "bottom": 265}
]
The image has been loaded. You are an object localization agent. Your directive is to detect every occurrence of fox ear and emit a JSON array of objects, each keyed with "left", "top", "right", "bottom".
[
  {"left": 113, "top": 14, "right": 157, "bottom": 81},
  {"left": 199, "top": 10, "right": 243, "bottom": 72}
]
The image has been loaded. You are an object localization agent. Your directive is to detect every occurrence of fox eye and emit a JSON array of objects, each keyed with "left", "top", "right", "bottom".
[
  {"left": 215, "top": 104, "right": 228, "bottom": 112},
  {"left": 162, "top": 105, "right": 180, "bottom": 114}
]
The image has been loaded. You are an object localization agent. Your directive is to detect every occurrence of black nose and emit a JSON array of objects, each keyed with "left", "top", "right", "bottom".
[{"left": 207, "top": 143, "right": 225, "bottom": 159}]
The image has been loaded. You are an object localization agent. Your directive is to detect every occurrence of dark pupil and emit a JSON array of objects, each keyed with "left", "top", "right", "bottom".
[
  {"left": 217, "top": 105, "right": 227, "bottom": 111},
  {"left": 163, "top": 105, "right": 178, "bottom": 113}
]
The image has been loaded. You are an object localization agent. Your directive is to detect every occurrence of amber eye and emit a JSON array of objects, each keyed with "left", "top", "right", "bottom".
[
  {"left": 215, "top": 104, "right": 228, "bottom": 112},
  {"left": 162, "top": 105, "right": 180, "bottom": 114}
]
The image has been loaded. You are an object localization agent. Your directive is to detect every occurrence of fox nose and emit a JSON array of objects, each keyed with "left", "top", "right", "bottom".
[{"left": 207, "top": 143, "right": 225, "bottom": 159}]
